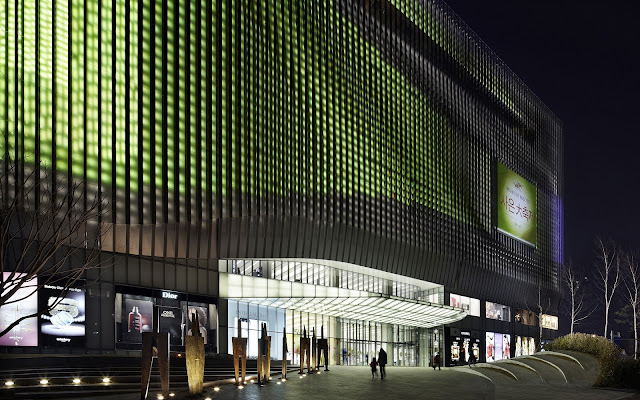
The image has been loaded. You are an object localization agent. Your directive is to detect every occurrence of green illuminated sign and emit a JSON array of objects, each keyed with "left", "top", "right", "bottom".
[{"left": 497, "top": 163, "right": 536, "bottom": 246}]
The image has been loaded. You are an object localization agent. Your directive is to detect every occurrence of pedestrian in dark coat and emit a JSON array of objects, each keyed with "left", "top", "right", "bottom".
[
  {"left": 378, "top": 348, "right": 387, "bottom": 379},
  {"left": 468, "top": 351, "right": 477, "bottom": 368},
  {"left": 433, "top": 352, "right": 441, "bottom": 370}
]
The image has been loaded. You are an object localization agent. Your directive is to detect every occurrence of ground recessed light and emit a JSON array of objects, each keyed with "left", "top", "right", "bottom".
[
  {"left": 40, "top": 379, "right": 48, "bottom": 385},
  {"left": 102, "top": 378, "right": 111, "bottom": 383},
  {"left": 281, "top": 378, "right": 286, "bottom": 382},
  {"left": 277, "top": 381, "right": 281, "bottom": 385},
  {"left": 157, "top": 395, "right": 164, "bottom": 400},
  {"left": 72, "top": 378, "right": 81, "bottom": 384},
  {"left": 5, "top": 381, "right": 14, "bottom": 387},
  {"left": 213, "top": 387, "right": 220, "bottom": 391},
  {"left": 169, "top": 394, "right": 175, "bottom": 397},
  {"left": 238, "top": 385, "right": 244, "bottom": 389},
  {"left": 205, "top": 398, "right": 212, "bottom": 400},
  {"left": 250, "top": 379, "right": 254, "bottom": 383}
]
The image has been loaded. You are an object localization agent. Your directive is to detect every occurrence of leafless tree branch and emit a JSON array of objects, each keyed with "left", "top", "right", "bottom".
[
  {"left": 592, "top": 238, "right": 622, "bottom": 338},
  {"left": 622, "top": 252, "right": 640, "bottom": 359},
  {"left": 0, "top": 157, "right": 111, "bottom": 340},
  {"left": 561, "top": 261, "right": 596, "bottom": 334}
]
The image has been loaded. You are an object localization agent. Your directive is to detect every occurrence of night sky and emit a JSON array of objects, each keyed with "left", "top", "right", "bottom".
[{"left": 443, "top": 1, "right": 640, "bottom": 333}]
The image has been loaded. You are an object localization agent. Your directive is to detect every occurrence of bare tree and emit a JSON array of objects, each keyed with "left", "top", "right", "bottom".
[
  {"left": 561, "top": 262, "right": 594, "bottom": 334},
  {"left": 0, "top": 157, "right": 109, "bottom": 340},
  {"left": 535, "top": 277, "right": 551, "bottom": 349},
  {"left": 525, "top": 275, "right": 553, "bottom": 351},
  {"left": 593, "top": 238, "right": 621, "bottom": 338},
  {"left": 622, "top": 252, "right": 639, "bottom": 359}
]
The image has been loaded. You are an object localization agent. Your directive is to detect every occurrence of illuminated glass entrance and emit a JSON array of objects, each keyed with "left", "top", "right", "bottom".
[{"left": 283, "top": 309, "right": 441, "bottom": 367}]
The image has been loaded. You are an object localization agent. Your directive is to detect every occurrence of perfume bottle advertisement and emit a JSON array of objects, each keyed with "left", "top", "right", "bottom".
[
  {"left": 122, "top": 295, "right": 154, "bottom": 344},
  {"left": 0, "top": 272, "right": 38, "bottom": 346},
  {"left": 39, "top": 284, "right": 86, "bottom": 347}
]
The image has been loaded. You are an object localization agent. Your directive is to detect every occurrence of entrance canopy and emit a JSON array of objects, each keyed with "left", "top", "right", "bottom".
[{"left": 220, "top": 273, "right": 467, "bottom": 328}]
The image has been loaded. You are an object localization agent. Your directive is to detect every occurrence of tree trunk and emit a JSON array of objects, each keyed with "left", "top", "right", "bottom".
[
  {"left": 634, "top": 309, "right": 638, "bottom": 360},
  {"left": 570, "top": 292, "right": 575, "bottom": 335},
  {"left": 604, "top": 305, "right": 609, "bottom": 338}
]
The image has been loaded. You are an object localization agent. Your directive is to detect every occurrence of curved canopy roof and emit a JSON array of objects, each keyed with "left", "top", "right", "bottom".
[{"left": 220, "top": 273, "right": 467, "bottom": 328}]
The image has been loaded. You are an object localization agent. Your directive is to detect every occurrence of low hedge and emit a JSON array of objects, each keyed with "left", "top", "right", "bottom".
[{"left": 546, "top": 333, "right": 640, "bottom": 388}]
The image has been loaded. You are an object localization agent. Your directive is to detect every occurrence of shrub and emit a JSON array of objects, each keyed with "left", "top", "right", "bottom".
[{"left": 546, "top": 333, "right": 640, "bottom": 388}]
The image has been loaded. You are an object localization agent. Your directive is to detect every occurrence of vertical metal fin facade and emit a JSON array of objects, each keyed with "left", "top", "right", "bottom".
[{"left": 0, "top": 0, "right": 562, "bottom": 308}]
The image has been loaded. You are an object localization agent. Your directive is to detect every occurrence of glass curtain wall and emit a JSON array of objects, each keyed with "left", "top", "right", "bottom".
[{"left": 227, "top": 300, "right": 286, "bottom": 359}]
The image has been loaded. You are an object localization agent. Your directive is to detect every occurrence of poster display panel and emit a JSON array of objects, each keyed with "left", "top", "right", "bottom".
[
  {"left": 494, "top": 333, "right": 503, "bottom": 362},
  {"left": 502, "top": 334, "right": 511, "bottom": 359},
  {"left": 121, "top": 294, "right": 154, "bottom": 344},
  {"left": 497, "top": 162, "right": 537, "bottom": 246},
  {"left": 515, "top": 336, "right": 523, "bottom": 357},
  {"left": 529, "top": 337, "right": 536, "bottom": 355},
  {"left": 0, "top": 273, "right": 38, "bottom": 346},
  {"left": 183, "top": 302, "right": 209, "bottom": 344},
  {"left": 486, "top": 332, "right": 495, "bottom": 362},
  {"left": 462, "top": 338, "right": 470, "bottom": 362},
  {"left": 159, "top": 306, "right": 183, "bottom": 346},
  {"left": 39, "top": 284, "right": 85, "bottom": 346}
]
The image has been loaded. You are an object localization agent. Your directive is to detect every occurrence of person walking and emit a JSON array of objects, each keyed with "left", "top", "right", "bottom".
[
  {"left": 468, "top": 351, "right": 477, "bottom": 368},
  {"left": 433, "top": 352, "right": 441, "bottom": 370},
  {"left": 370, "top": 357, "right": 378, "bottom": 378},
  {"left": 378, "top": 348, "right": 387, "bottom": 379}
]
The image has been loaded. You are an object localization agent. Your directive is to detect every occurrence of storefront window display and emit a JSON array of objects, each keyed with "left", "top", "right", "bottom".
[
  {"left": 515, "top": 309, "right": 536, "bottom": 326},
  {"left": 449, "top": 294, "right": 481, "bottom": 317},
  {"left": 227, "top": 300, "right": 286, "bottom": 360},
  {"left": 115, "top": 287, "right": 217, "bottom": 350},
  {"left": 540, "top": 314, "right": 558, "bottom": 330},
  {"left": 486, "top": 332, "right": 510, "bottom": 362},
  {"left": 485, "top": 301, "right": 511, "bottom": 322},
  {"left": 449, "top": 331, "right": 478, "bottom": 365},
  {"left": 515, "top": 336, "right": 536, "bottom": 356}
]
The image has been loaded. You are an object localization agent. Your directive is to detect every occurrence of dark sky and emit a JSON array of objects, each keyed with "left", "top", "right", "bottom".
[{"left": 443, "top": 0, "right": 640, "bottom": 271}]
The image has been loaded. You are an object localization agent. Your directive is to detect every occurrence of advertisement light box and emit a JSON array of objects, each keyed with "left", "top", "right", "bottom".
[
  {"left": 39, "top": 284, "right": 86, "bottom": 347},
  {"left": 497, "top": 162, "right": 537, "bottom": 247},
  {"left": 0, "top": 273, "right": 38, "bottom": 346}
]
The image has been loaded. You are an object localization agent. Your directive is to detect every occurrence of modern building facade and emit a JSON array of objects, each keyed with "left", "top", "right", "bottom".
[{"left": 0, "top": 0, "right": 562, "bottom": 366}]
